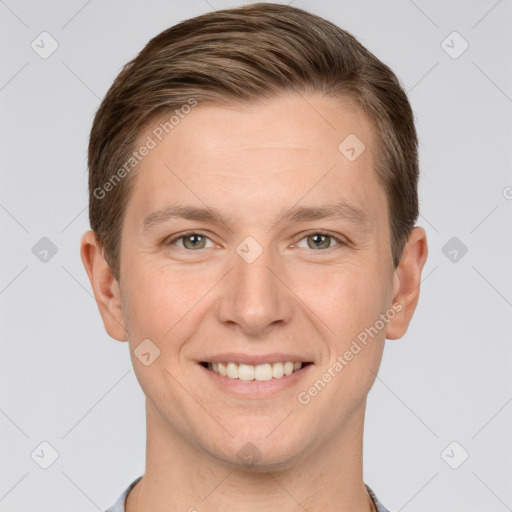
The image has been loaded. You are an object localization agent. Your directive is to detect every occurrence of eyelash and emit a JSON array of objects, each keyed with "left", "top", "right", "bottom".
[{"left": 163, "top": 230, "right": 346, "bottom": 251}]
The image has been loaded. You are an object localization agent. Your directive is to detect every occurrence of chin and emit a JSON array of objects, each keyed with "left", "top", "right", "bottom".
[{"left": 204, "top": 431, "right": 308, "bottom": 472}]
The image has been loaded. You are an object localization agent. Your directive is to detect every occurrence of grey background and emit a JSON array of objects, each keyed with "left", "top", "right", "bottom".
[{"left": 1, "top": 0, "right": 511, "bottom": 510}]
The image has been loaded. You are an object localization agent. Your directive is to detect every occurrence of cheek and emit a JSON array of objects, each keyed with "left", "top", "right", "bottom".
[
  {"left": 122, "top": 266, "right": 202, "bottom": 396},
  {"left": 291, "top": 258, "right": 386, "bottom": 339},
  {"left": 294, "top": 263, "right": 387, "bottom": 422},
  {"left": 122, "top": 260, "right": 216, "bottom": 347}
]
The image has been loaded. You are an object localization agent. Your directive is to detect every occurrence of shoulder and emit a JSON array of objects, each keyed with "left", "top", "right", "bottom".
[
  {"left": 104, "top": 476, "right": 143, "bottom": 512},
  {"left": 365, "top": 484, "right": 393, "bottom": 512}
]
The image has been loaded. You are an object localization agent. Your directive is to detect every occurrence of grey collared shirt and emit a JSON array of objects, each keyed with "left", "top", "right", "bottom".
[{"left": 104, "top": 476, "right": 392, "bottom": 512}]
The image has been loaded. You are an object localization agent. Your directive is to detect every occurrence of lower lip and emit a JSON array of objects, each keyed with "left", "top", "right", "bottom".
[{"left": 198, "top": 363, "right": 313, "bottom": 398}]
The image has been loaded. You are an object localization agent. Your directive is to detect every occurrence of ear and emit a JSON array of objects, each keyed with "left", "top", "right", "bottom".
[
  {"left": 80, "top": 230, "right": 128, "bottom": 341},
  {"left": 385, "top": 226, "right": 428, "bottom": 340}
]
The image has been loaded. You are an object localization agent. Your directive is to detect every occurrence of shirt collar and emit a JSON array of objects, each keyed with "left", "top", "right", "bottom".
[{"left": 105, "top": 477, "right": 392, "bottom": 512}]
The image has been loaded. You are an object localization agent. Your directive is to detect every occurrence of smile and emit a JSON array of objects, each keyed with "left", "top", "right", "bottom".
[{"left": 201, "top": 361, "right": 311, "bottom": 381}]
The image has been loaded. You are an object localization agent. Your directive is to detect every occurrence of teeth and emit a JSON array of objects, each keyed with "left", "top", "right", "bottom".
[
  {"left": 272, "top": 362, "right": 284, "bottom": 379},
  {"left": 283, "top": 361, "right": 294, "bottom": 375},
  {"left": 238, "top": 363, "right": 255, "bottom": 381},
  {"left": 254, "top": 363, "right": 273, "bottom": 381},
  {"left": 227, "top": 362, "right": 238, "bottom": 379},
  {"left": 207, "top": 361, "right": 304, "bottom": 380}
]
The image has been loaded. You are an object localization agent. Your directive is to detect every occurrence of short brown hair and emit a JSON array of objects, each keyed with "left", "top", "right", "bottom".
[{"left": 88, "top": 2, "right": 419, "bottom": 281}]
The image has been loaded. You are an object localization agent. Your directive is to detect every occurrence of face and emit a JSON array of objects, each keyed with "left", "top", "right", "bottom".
[{"left": 83, "top": 92, "right": 427, "bottom": 469}]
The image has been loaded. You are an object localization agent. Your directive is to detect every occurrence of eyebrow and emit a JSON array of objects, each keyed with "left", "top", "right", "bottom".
[{"left": 141, "top": 201, "right": 370, "bottom": 232}]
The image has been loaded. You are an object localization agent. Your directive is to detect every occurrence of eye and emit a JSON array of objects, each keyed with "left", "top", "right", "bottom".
[
  {"left": 164, "top": 231, "right": 215, "bottom": 250},
  {"left": 164, "top": 230, "right": 346, "bottom": 251},
  {"left": 294, "top": 231, "right": 345, "bottom": 250}
]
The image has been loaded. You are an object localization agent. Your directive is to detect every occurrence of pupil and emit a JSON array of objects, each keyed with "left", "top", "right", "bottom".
[{"left": 310, "top": 234, "right": 329, "bottom": 249}]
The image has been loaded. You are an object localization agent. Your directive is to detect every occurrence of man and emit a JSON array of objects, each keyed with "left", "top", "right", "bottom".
[{"left": 80, "top": 3, "right": 428, "bottom": 511}]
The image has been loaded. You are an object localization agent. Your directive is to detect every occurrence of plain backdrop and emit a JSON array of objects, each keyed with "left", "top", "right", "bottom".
[{"left": 1, "top": 0, "right": 511, "bottom": 510}]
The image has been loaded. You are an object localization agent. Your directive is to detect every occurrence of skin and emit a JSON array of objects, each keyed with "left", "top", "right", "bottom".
[{"left": 81, "top": 92, "right": 428, "bottom": 512}]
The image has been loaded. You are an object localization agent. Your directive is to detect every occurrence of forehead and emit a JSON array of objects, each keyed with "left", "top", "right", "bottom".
[{"left": 126, "top": 92, "right": 386, "bottom": 229}]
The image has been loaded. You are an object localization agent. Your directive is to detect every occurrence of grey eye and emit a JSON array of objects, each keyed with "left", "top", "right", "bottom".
[
  {"left": 295, "top": 233, "right": 340, "bottom": 250},
  {"left": 174, "top": 234, "right": 213, "bottom": 250}
]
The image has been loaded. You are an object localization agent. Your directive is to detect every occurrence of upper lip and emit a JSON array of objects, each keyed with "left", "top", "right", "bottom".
[{"left": 199, "top": 353, "right": 313, "bottom": 365}]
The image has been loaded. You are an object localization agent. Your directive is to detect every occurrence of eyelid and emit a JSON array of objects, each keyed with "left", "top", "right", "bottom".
[{"left": 164, "top": 229, "right": 347, "bottom": 250}]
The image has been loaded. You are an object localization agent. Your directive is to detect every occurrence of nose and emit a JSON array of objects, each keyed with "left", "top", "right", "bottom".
[{"left": 215, "top": 241, "right": 294, "bottom": 337}]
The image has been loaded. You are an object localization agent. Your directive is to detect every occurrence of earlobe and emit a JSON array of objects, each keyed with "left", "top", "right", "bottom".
[
  {"left": 80, "top": 230, "right": 128, "bottom": 341},
  {"left": 385, "top": 227, "right": 428, "bottom": 340}
]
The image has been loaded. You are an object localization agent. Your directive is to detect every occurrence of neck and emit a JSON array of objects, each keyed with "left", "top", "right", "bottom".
[{"left": 126, "top": 400, "right": 375, "bottom": 512}]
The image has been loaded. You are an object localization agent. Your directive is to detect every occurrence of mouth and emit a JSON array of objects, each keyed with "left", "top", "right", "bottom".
[{"left": 200, "top": 361, "right": 313, "bottom": 381}]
